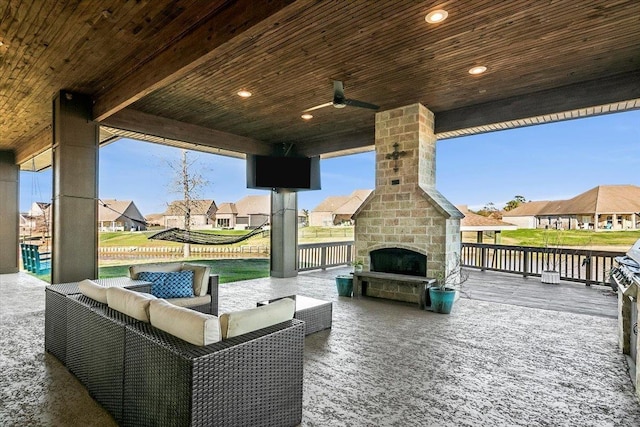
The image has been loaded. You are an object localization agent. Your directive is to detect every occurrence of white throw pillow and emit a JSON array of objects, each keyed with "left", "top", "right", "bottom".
[
  {"left": 106, "top": 287, "right": 157, "bottom": 323},
  {"left": 78, "top": 279, "right": 108, "bottom": 304},
  {"left": 219, "top": 298, "right": 295, "bottom": 340},
  {"left": 148, "top": 299, "right": 221, "bottom": 346}
]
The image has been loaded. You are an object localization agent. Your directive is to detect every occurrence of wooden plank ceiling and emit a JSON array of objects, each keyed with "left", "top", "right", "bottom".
[{"left": 1, "top": 0, "right": 639, "bottom": 168}]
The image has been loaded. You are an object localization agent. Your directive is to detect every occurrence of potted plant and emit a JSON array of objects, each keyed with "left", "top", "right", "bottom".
[
  {"left": 541, "top": 230, "right": 563, "bottom": 284},
  {"left": 335, "top": 260, "right": 364, "bottom": 297},
  {"left": 428, "top": 255, "right": 469, "bottom": 314},
  {"left": 335, "top": 274, "right": 354, "bottom": 296},
  {"left": 350, "top": 260, "right": 364, "bottom": 273}
]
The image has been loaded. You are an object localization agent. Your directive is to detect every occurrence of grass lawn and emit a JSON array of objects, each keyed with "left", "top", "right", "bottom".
[
  {"left": 33, "top": 258, "right": 270, "bottom": 284},
  {"left": 498, "top": 229, "right": 640, "bottom": 248},
  {"left": 98, "top": 226, "right": 353, "bottom": 249}
]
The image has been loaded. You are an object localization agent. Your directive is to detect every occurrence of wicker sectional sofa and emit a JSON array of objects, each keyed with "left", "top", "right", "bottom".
[{"left": 46, "top": 278, "right": 304, "bottom": 426}]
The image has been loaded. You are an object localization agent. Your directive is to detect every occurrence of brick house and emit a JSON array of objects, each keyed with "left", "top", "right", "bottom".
[{"left": 502, "top": 185, "right": 640, "bottom": 230}]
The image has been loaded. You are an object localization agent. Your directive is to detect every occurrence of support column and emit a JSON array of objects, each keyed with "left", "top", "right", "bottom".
[
  {"left": 0, "top": 151, "right": 19, "bottom": 274},
  {"left": 52, "top": 91, "right": 99, "bottom": 283},
  {"left": 270, "top": 190, "right": 298, "bottom": 278}
]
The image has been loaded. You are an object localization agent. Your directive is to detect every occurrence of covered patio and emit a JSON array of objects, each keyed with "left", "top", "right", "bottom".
[
  {"left": 1, "top": 2, "right": 640, "bottom": 425},
  {"left": 2, "top": 268, "right": 638, "bottom": 426}
]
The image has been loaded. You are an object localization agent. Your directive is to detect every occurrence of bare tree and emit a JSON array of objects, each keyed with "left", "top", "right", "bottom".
[{"left": 165, "top": 150, "right": 209, "bottom": 257}]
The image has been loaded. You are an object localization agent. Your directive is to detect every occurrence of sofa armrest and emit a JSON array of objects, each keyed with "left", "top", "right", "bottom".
[{"left": 208, "top": 274, "right": 219, "bottom": 316}]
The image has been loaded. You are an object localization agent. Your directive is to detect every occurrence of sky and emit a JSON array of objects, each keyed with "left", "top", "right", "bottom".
[{"left": 19, "top": 109, "right": 640, "bottom": 215}]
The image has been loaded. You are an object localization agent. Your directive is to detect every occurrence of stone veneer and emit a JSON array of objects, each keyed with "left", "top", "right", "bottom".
[{"left": 354, "top": 103, "right": 463, "bottom": 304}]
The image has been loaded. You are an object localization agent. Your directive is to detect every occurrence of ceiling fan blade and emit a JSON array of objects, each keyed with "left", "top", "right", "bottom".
[
  {"left": 303, "top": 102, "right": 334, "bottom": 112},
  {"left": 344, "top": 98, "right": 379, "bottom": 110},
  {"left": 333, "top": 80, "right": 345, "bottom": 99}
]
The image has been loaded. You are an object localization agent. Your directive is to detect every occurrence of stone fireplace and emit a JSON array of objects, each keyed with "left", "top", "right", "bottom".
[{"left": 354, "top": 103, "right": 463, "bottom": 304}]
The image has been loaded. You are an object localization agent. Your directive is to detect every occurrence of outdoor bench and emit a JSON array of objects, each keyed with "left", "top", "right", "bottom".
[{"left": 353, "top": 271, "right": 436, "bottom": 309}]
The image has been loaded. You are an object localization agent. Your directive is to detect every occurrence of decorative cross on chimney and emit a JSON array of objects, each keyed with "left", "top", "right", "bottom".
[{"left": 385, "top": 142, "right": 407, "bottom": 172}]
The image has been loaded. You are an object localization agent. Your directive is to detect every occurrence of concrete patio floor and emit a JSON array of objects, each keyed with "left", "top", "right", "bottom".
[{"left": 1, "top": 267, "right": 638, "bottom": 426}]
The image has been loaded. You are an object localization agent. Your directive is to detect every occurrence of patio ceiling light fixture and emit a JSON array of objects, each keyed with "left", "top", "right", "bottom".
[
  {"left": 425, "top": 9, "right": 448, "bottom": 24},
  {"left": 301, "top": 113, "right": 313, "bottom": 120},
  {"left": 237, "top": 89, "right": 252, "bottom": 98},
  {"left": 468, "top": 65, "right": 487, "bottom": 75}
]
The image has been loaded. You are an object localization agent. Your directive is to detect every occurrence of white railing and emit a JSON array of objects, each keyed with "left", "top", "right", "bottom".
[{"left": 298, "top": 241, "right": 354, "bottom": 271}]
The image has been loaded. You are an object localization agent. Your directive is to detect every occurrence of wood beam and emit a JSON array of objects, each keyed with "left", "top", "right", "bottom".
[
  {"left": 92, "top": 0, "right": 296, "bottom": 122},
  {"left": 435, "top": 71, "right": 640, "bottom": 134},
  {"left": 15, "top": 127, "right": 52, "bottom": 165},
  {"left": 295, "top": 132, "right": 375, "bottom": 157},
  {"left": 102, "top": 109, "right": 273, "bottom": 156}
]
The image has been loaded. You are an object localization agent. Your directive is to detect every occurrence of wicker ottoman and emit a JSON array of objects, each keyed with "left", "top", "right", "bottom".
[{"left": 257, "top": 295, "right": 332, "bottom": 335}]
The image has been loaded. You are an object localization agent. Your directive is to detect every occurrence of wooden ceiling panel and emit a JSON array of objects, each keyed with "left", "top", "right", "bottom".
[
  {"left": 1, "top": 0, "right": 639, "bottom": 164},
  {"left": 130, "top": 0, "right": 640, "bottom": 153}
]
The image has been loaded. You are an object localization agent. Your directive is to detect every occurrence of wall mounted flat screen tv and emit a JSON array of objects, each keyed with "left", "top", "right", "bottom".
[{"left": 246, "top": 155, "right": 321, "bottom": 191}]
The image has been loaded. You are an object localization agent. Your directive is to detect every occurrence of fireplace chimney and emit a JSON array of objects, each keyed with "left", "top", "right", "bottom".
[{"left": 354, "top": 103, "right": 463, "bottom": 285}]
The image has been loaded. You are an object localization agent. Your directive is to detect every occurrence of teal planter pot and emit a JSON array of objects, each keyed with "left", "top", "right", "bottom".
[
  {"left": 428, "top": 287, "right": 456, "bottom": 314},
  {"left": 335, "top": 275, "right": 354, "bottom": 297}
]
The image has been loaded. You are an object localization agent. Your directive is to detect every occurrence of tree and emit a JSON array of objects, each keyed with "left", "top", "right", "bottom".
[
  {"left": 504, "top": 195, "right": 527, "bottom": 212},
  {"left": 165, "top": 150, "right": 209, "bottom": 257},
  {"left": 476, "top": 202, "right": 498, "bottom": 217}
]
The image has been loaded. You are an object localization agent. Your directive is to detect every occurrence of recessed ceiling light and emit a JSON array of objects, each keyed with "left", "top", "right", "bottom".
[
  {"left": 468, "top": 66, "right": 487, "bottom": 75},
  {"left": 301, "top": 113, "right": 313, "bottom": 120},
  {"left": 425, "top": 9, "right": 448, "bottom": 24},
  {"left": 237, "top": 90, "right": 252, "bottom": 98}
]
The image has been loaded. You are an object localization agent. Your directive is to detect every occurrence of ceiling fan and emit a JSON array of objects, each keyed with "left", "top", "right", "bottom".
[{"left": 303, "top": 80, "right": 379, "bottom": 112}]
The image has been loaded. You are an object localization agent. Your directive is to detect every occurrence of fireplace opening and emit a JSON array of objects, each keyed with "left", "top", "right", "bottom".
[{"left": 370, "top": 248, "right": 427, "bottom": 277}]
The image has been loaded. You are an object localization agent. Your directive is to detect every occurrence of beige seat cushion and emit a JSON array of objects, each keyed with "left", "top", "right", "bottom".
[
  {"left": 219, "top": 298, "right": 295, "bottom": 340},
  {"left": 166, "top": 294, "right": 211, "bottom": 309},
  {"left": 128, "top": 262, "right": 210, "bottom": 296},
  {"left": 106, "top": 287, "right": 157, "bottom": 323},
  {"left": 78, "top": 279, "right": 108, "bottom": 304},
  {"left": 148, "top": 299, "right": 221, "bottom": 346}
]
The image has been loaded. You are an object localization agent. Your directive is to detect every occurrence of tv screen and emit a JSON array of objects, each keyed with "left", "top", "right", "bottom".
[{"left": 246, "top": 155, "right": 321, "bottom": 190}]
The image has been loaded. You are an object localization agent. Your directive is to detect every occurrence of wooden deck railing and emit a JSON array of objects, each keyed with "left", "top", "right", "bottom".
[
  {"left": 298, "top": 241, "right": 354, "bottom": 272},
  {"left": 461, "top": 243, "right": 624, "bottom": 286}
]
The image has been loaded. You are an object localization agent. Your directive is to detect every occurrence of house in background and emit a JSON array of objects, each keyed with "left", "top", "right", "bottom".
[
  {"left": 309, "top": 189, "right": 373, "bottom": 226},
  {"left": 144, "top": 213, "right": 163, "bottom": 227},
  {"left": 99, "top": 199, "right": 147, "bottom": 231},
  {"left": 215, "top": 202, "right": 238, "bottom": 229},
  {"left": 163, "top": 199, "right": 217, "bottom": 229},
  {"left": 234, "top": 195, "right": 270, "bottom": 229},
  {"left": 502, "top": 185, "right": 640, "bottom": 230},
  {"left": 20, "top": 202, "right": 52, "bottom": 238}
]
